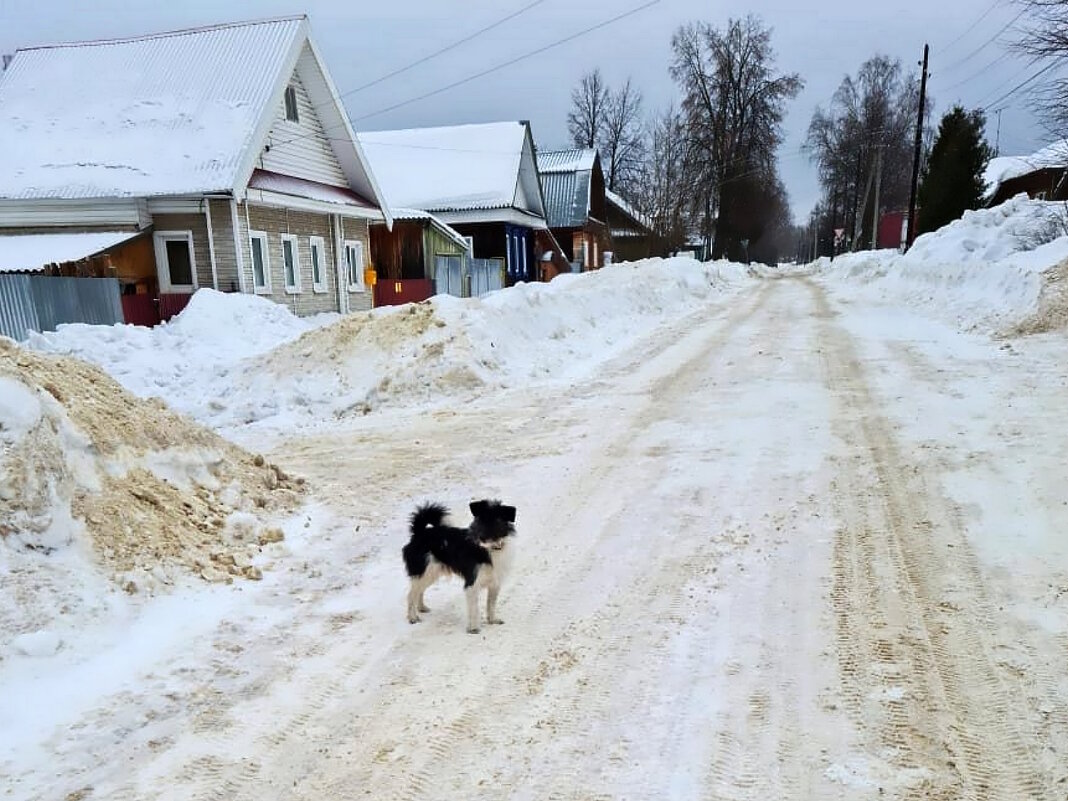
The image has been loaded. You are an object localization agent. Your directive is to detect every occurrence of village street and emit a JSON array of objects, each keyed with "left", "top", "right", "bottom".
[{"left": 8, "top": 273, "right": 1065, "bottom": 801}]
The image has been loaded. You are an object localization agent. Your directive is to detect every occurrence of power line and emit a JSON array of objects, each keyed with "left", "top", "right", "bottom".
[
  {"left": 972, "top": 55, "right": 1041, "bottom": 105},
  {"left": 982, "top": 60, "right": 1059, "bottom": 110},
  {"left": 939, "top": 7, "right": 1027, "bottom": 75},
  {"left": 273, "top": 1, "right": 660, "bottom": 150},
  {"left": 940, "top": 49, "right": 1014, "bottom": 92},
  {"left": 351, "top": 0, "right": 661, "bottom": 123},
  {"left": 939, "top": 0, "right": 1002, "bottom": 55},
  {"left": 338, "top": 0, "right": 546, "bottom": 99}
]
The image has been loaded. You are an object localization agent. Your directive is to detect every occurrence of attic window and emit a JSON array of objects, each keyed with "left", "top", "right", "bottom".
[{"left": 284, "top": 85, "right": 300, "bottom": 123}]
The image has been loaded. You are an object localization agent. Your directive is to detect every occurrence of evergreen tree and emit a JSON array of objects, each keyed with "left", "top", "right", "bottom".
[{"left": 917, "top": 106, "right": 993, "bottom": 235}]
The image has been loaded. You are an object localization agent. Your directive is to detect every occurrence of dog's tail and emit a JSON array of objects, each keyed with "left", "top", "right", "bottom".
[{"left": 410, "top": 503, "right": 449, "bottom": 536}]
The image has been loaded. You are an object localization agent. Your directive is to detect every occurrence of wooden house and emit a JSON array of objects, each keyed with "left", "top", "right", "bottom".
[
  {"left": 0, "top": 16, "right": 391, "bottom": 327},
  {"left": 537, "top": 149, "right": 611, "bottom": 271},
  {"left": 359, "top": 122, "right": 567, "bottom": 286}
]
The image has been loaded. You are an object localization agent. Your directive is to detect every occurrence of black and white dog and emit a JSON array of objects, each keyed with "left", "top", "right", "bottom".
[{"left": 402, "top": 500, "right": 516, "bottom": 633}]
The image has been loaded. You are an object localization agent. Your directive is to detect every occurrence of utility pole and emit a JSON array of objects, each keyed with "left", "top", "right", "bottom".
[
  {"left": 871, "top": 147, "right": 883, "bottom": 251},
  {"left": 905, "top": 43, "right": 929, "bottom": 250},
  {"left": 994, "top": 108, "right": 1003, "bottom": 156}
]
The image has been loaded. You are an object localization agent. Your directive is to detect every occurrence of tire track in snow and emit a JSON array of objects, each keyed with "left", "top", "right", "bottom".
[{"left": 813, "top": 279, "right": 1054, "bottom": 799}]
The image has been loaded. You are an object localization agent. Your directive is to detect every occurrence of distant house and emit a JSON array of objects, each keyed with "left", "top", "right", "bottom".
[
  {"left": 537, "top": 149, "right": 610, "bottom": 271},
  {"left": 984, "top": 141, "right": 1068, "bottom": 207},
  {"left": 359, "top": 122, "right": 566, "bottom": 287},
  {"left": 605, "top": 189, "right": 658, "bottom": 262},
  {"left": 0, "top": 16, "right": 391, "bottom": 327},
  {"left": 367, "top": 209, "right": 470, "bottom": 306}
]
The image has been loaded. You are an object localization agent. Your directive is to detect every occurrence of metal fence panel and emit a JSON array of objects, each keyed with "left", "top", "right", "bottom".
[
  {"left": 0, "top": 275, "right": 122, "bottom": 341},
  {"left": 0, "top": 274, "right": 41, "bottom": 341},
  {"left": 29, "top": 277, "right": 123, "bottom": 331},
  {"left": 469, "top": 258, "right": 504, "bottom": 297},
  {"left": 434, "top": 255, "right": 464, "bottom": 298}
]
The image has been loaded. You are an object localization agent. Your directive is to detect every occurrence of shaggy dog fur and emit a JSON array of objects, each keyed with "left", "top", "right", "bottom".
[{"left": 402, "top": 500, "right": 516, "bottom": 633}]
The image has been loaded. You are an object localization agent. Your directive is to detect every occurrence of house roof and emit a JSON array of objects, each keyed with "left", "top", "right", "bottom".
[
  {"left": 537, "top": 148, "right": 599, "bottom": 229},
  {"left": 538, "top": 148, "right": 598, "bottom": 174},
  {"left": 357, "top": 122, "right": 545, "bottom": 218},
  {"left": 984, "top": 140, "right": 1068, "bottom": 201},
  {"left": 605, "top": 188, "right": 652, "bottom": 233},
  {"left": 0, "top": 16, "right": 390, "bottom": 222},
  {"left": 248, "top": 169, "right": 375, "bottom": 208},
  {"left": 0, "top": 230, "right": 143, "bottom": 272}
]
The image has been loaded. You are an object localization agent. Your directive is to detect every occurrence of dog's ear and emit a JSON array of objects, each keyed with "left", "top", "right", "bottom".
[
  {"left": 500, "top": 505, "right": 516, "bottom": 523},
  {"left": 469, "top": 500, "right": 489, "bottom": 519}
]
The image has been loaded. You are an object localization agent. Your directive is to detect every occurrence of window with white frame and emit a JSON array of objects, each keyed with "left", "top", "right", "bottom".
[
  {"left": 344, "top": 240, "right": 365, "bottom": 291},
  {"left": 249, "top": 231, "right": 271, "bottom": 292},
  {"left": 153, "top": 231, "right": 197, "bottom": 292},
  {"left": 281, "top": 234, "right": 301, "bottom": 292},
  {"left": 309, "top": 236, "right": 327, "bottom": 292},
  {"left": 284, "top": 85, "right": 300, "bottom": 123}
]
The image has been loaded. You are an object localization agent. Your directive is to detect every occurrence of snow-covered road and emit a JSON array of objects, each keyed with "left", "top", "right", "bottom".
[{"left": 6, "top": 275, "right": 1067, "bottom": 800}]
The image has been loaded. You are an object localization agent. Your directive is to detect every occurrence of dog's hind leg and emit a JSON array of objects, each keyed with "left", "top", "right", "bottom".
[
  {"left": 417, "top": 589, "right": 430, "bottom": 614},
  {"left": 407, "top": 578, "right": 426, "bottom": 624}
]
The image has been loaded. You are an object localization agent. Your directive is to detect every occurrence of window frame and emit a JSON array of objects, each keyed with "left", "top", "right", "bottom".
[
  {"left": 280, "top": 233, "right": 301, "bottom": 294},
  {"left": 309, "top": 235, "right": 327, "bottom": 293},
  {"left": 284, "top": 85, "right": 300, "bottom": 123},
  {"left": 344, "top": 239, "right": 366, "bottom": 293},
  {"left": 248, "top": 230, "right": 272, "bottom": 294},
  {"left": 153, "top": 230, "right": 198, "bottom": 293}
]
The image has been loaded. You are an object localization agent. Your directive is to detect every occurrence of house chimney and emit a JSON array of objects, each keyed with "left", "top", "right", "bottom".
[{"left": 2, "top": 54, "right": 12, "bottom": 71}]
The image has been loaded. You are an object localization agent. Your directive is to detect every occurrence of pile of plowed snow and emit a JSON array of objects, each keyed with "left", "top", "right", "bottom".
[
  {"left": 0, "top": 340, "right": 304, "bottom": 656},
  {"left": 29, "top": 258, "right": 748, "bottom": 432},
  {"left": 27, "top": 288, "right": 334, "bottom": 421},
  {"left": 814, "top": 195, "right": 1068, "bottom": 333},
  {"left": 202, "top": 257, "right": 750, "bottom": 430}
]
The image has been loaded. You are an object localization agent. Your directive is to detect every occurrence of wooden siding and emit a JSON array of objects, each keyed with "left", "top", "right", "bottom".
[
  {"left": 151, "top": 211, "right": 214, "bottom": 289},
  {"left": 259, "top": 47, "right": 349, "bottom": 189},
  {"left": 208, "top": 199, "right": 240, "bottom": 292}
]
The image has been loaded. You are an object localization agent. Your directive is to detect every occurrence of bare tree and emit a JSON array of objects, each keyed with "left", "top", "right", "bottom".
[
  {"left": 805, "top": 55, "right": 922, "bottom": 250},
  {"left": 670, "top": 16, "right": 802, "bottom": 260},
  {"left": 601, "top": 78, "right": 645, "bottom": 194},
  {"left": 634, "top": 105, "right": 691, "bottom": 251},
  {"left": 1015, "top": 0, "right": 1068, "bottom": 127},
  {"left": 567, "top": 69, "right": 610, "bottom": 149}
]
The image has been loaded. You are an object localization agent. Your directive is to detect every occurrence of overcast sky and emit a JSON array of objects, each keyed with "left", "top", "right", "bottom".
[{"left": 0, "top": 0, "right": 1051, "bottom": 221}]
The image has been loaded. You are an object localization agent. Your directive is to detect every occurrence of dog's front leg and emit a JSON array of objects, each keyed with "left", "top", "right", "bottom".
[
  {"left": 486, "top": 581, "right": 503, "bottom": 625},
  {"left": 465, "top": 585, "right": 481, "bottom": 633},
  {"left": 407, "top": 580, "right": 424, "bottom": 624}
]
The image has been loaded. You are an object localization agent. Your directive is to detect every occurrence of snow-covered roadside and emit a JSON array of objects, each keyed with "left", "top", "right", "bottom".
[
  {"left": 809, "top": 195, "right": 1068, "bottom": 333},
  {"left": 27, "top": 258, "right": 752, "bottom": 436}
]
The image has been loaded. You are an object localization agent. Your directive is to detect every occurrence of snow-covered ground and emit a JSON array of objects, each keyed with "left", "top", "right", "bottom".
[{"left": 3, "top": 205, "right": 1068, "bottom": 799}]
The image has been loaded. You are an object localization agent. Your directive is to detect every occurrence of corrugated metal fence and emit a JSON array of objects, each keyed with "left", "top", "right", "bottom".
[
  {"left": 0, "top": 275, "right": 123, "bottom": 341},
  {"left": 433, "top": 256, "right": 505, "bottom": 299}
]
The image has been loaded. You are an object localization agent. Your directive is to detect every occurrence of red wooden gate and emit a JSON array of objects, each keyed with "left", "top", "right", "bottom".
[
  {"left": 120, "top": 294, "right": 160, "bottom": 327},
  {"left": 373, "top": 279, "right": 434, "bottom": 307}
]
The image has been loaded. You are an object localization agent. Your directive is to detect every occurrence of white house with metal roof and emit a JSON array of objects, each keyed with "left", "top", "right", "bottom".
[
  {"left": 0, "top": 16, "right": 391, "bottom": 322},
  {"left": 358, "top": 121, "right": 560, "bottom": 285}
]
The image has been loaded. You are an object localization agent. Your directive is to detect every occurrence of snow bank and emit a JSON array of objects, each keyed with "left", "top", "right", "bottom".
[
  {"left": 27, "top": 288, "right": 334, "bottom": 419},
  {"left": 0, "top": 340, "right": 304, "bottom": 659},
  {"left": 814, "top": 196, "right": 1068, "bottom": 331},
  {"left": 196, "top": 257, "right": 750, "bottom": 431}
]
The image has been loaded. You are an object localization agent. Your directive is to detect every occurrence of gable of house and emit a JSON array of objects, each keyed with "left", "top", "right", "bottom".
[
  {"left": 0, "top": 17, "right": 388, "bottom": 221},
  {"left": 538, "top": 148, "right": 605, "bottom": 229}
]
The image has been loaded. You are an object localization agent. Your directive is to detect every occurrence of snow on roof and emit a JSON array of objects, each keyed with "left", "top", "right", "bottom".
[
  {"left": 605, "top": 188, "right": 652, "bottom": 231},
  {"left": 0, "top": 17, "right": 306, "bottom": 200},
  {"left": 983, "top": 140, "right": 1068, "bottom": 200},
  {"left": 357, "top": 122, "right": 530, "bottom": 212},
  {"left": 0, "top": 230, "right": 142, "bottom": 272},
  {"left": 538, "top": 148, "right": 597, "bottom": 174}
]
